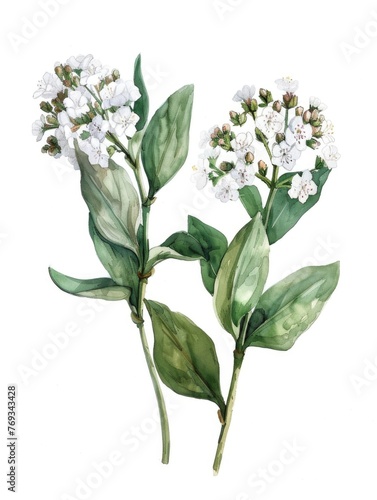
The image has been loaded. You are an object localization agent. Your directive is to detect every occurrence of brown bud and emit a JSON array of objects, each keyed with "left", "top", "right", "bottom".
[
  {"left": 311, "top": 125, "right": 322, "bottom": 137},
  {"left": 245, "top": 152, "right": 254, "bottom": 164},
  {"left": 54, "top": 65, "right": 64, "bottom": 78},
  {"left": 64, "top": 65, "right": 72, "bottom": 74},
  {"left": 258, "top": 160, "right": 267, "bottom": 174},
  {"left": 311, "top": 109, "right": 319, "bottom": 121},
  {"left": 275, "top": 133, "right": 285, "bottom": 144},
  {"left": 295, "top": 106, "right": 304, "bottom": 116},
  {"left": 63, "top": 79, "right": 72, "bottom": 88},
  {"left": 273, "top": 100, "right": 282, "bottom": 112},
  {"left": 303, "top": 110, "right": 311, "bottom": 123}
]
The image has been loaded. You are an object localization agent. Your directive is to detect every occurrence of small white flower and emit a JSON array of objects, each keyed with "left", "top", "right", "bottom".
[
  {"left": 83, "top": 137, "right": 109, "bottom": 168},
  {"left": 288, "top": 170, "right": 318, "bottom": 204},
  {"left": 109, "top": 106, "right": 139, "bottom": 136},
  {"left": 255, "top": 107, "right": 284, "bottom": 138},
  {"left": 275, "top": 76, "right": 299, "bottom": 94},
  {"left": 80, "top": 60, "right": 108, "bottom": 86},
  {"left": 88, "top": 115, "right": 109, "bottom": 142},
  {"left": 191, "top": 161, "right": 209, "bottom": 190},
  {"left": 214, "top": 177, "right": 239, "bottom": 203},
  {"left": 32, "top": 115, "right": 46, "bottom": 142},
  {"left": 100, "top": 80, "right": 141, "bottom": 110},
  {"left": 233, "top": 84, "right": 256, "bottom": 103},
  {"left": 33, "top": 72, "right": 63, "bottom": 99},
  {"left": 199, "top": 146, "right": 221, "bottom": 160},
  {"left": 199, "top": 125, "right": 217, "bottom": 148},
  {"left": 321, "top": 144, "right": 340, "bottom": 169},
  {"left": 285, "top": 116, "right": 312, "bottom": 151},
  {"left": 65, "top": 54, "right": 94, "bottom": 70},
  {"left": 63, "top": 90, "right": 89, "bottom": 119},
  {"left": 272, "top": 140, "right": 301, "bottom": 170},
  {"left": 320, "top": 120, "right": 335, "bottom": 145},
  {"left": 230, "top": 160, "right": 255, "bottom": 188},
  {"left": 231, "top": 132, "right": 255, "bottom": 159},
  {"left": 309, "top": 96, "right": 327, "bottom": 112}
]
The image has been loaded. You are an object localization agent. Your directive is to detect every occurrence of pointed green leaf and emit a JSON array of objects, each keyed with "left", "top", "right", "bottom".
[
  {"left": 141, "top": 84, "right": 194, "bottom": 198},
  {"left": 145, "top": 300, "right": 225, "bottom": 412},
  {"left": 75, "top": 142, "right": 140, "bottom": 255},
  {"left": 133, "top": 54, "right": 149, "bottom": 131},
  {"left": 145, "top": 231, "right": 205, "bottom": 273},
  {"left": 239, "top": 185, "right": 263, "bottom": 219},
  {"left": 88, "top": 215, "right": 140, "bottom": 308},
  {"left": 49, "top": 268, "right": 131, "bottom": 301},
  {"left": 266, "top": 165, "right": 331, "bottom": 244},
  {"left": 187, "top": 216, "right": 228, "bottom": 295},
  {"left": 214, "top": 214, "right": 269, "bottom": 339},
  {"left": 244, "top": 262, "right": 340, "bottom": 351}
]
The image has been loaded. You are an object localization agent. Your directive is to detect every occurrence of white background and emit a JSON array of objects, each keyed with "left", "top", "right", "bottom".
[{"left": 1, "top": 0, "right": 376, "bottom": 499}]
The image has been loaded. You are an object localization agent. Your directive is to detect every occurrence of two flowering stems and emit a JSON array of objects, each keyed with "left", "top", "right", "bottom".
[{"left": 33, "top": 56, "right": 340, "bottom": 474}]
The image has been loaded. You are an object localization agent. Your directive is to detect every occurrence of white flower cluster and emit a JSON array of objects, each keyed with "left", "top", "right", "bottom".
[
  {"left": 193, "top": 78, "right": 340, "bottom": 204},
  {"left": 32, "top": 54, "right": 141, "bottom": 169}
]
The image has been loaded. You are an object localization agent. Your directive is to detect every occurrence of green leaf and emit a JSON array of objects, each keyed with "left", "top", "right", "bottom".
[
  {"left": 213, "top": 213, "right": 270, "bottom": 339},
  {"left": 239, "top": 185, "right": 263, "bottom": 219},
  {"left": 266, "top": 166, "right": 331, "bottom": 244},
  {"left": 145, "top": 300, "right": 225, "bottom": 412},
  {"left": 133, "top": 54, "right": 149, "bottom": 131},
  {"left": 244, "top": 262, "right": 340, "bottom": 351},
  {"left": 187, "top": 216, "right": 228, "bottom": 295},
  {"left": 88, "top": 215, "right": 140, "bottom": 308},
  {"left": 49, "top": 268, "right": 131, "bottom": 301},
  {"left": 145, "top": 231, "right": 205, "bottom": 273},
  {"left": 141, "top": 84, "right": 194, "bottom": 198},
  {"left": 75, "top": 142, "right": 140, "bottom": 255},
  {"left": 128, "top": 129, "right": 145, "bottom": 163}
]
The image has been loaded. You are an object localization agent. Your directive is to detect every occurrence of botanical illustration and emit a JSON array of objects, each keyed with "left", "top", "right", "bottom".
[{"left": 32, "top": 55, "right": 339, "bottom": 474}]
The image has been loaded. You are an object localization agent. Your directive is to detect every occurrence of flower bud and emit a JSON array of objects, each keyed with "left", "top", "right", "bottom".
[
  {"left": 48, "top": 146, "right": 60, "bottom": 156},
  {"left": 311, "top": 126, "right": 322, "bottom": 137},
  {"left": 46, "top": 115, "right": 58, "bottom": 126},
  {"left": 273, "top": 100, "right": 282, "bottom": 112},
  {"left": 295, "top": 106, "right": 304, "bottom": 116},
  {"left": 41, "top": 145, "right": 50, "bottom": 154},
  {"left": 258, "top": 160, "right": 267, "bottom": 175},
  {"left": 239, "top": 112, "right": 247, "bottom": 126},
  {"left": 275, "top": 133, "right": 285, "bottom": 144},
  {"left": 229, "top": 111, "right": 237, "bottom": 120},
  {"left": 306, "top": 138, "right": 321, "bottom": 150},
  {"left": 213, "top": 127, "right": 221, "bottom": 136},
  {"left": 218, "top": 138, "right": 225, "bottom": 146},
  {"left": 303, "top": 110, "right": 311, "bottom": 123},
  {"left": 311, "top": 109, "right": 319, "bottom": 121},
  {"left": 112, "top": 69, "right": 120, "bottom": 81},
  {"left": 245, "top": 152, "right": 254, "bottom": 164},
  {"left": 222, "top": 123, "right": 231, "bottom": 133},
  {"left": 63, "top": 79, "right": 72, "bottom": 88},
  {"left": 54, "top": 65, "right": 64, "bottom": 79},
  {"left": 259, "top": 88, "right": 267, "bottom": 99},
  {"left": 40, "top": 101, "right": 53, "bottom": 113},
  {"left": 250, "top": 98, "right": 258, "bottom": 112},
  {"left": 283, "top": 93, "right": 298, "bottom": 108},
  {"left": 71, "top": 124, "right": 81, "bottom": 133},
  {"left": 107, "top": 145, "right": 116, "bottom": 157},
  {"left": 64, "top": 65, "right": 72, "bottom": 74},
  {"left": 219, "top": 161, "right": 234, "bottom": 172},
  {"left": 210, "top": 140, "right": 217, "bottom": 148},
  {"left": 46, "top": 135, "right": 58, "bottom": 146}
]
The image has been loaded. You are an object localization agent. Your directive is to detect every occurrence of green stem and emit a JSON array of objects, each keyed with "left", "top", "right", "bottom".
[
  {"left": 213, "top": 350, "right": 245, "bottom": 475},
  {"left": 263, "top": 164, "right": 279, "bottom": 228},
  {"left": 136, "top": 278, "right": 170, "bottom": 464},
  {"left": 129, "top": 151, "right": 169, "bottom": 464}
]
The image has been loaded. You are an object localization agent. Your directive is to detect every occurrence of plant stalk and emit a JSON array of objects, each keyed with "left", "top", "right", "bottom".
[{"left": 213, "top": 350, "right": 245, "bottom": 475}]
